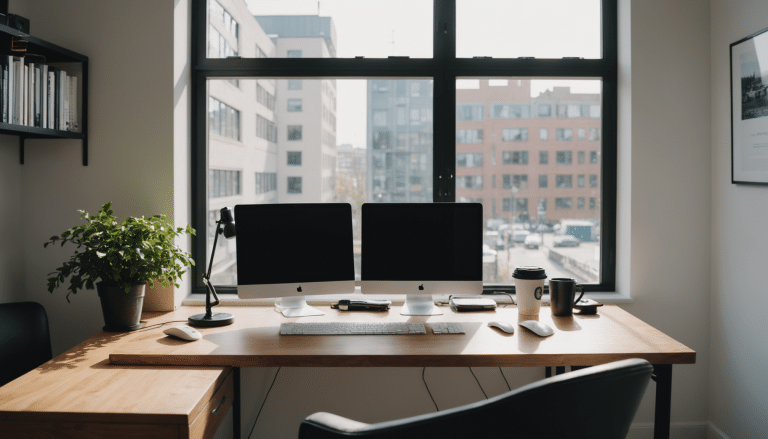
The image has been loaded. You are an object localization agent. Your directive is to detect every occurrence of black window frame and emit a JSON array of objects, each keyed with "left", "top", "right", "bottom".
[{"left": 190, "top": 0, "right": 618, "bottom": 295}]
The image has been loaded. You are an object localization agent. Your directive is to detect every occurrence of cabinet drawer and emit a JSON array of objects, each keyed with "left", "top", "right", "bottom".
[{"left": 186, "top": 369, "right": 234, "bottom": 439}]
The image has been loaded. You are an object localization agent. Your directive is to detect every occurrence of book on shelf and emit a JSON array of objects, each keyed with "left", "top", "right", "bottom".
[{"left": 0, "top": 55, "right": 82, "bottom": 132}]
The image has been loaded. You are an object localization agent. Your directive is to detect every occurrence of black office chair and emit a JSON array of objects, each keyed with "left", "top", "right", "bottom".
[
  {"left": 299, "top": 358, "right": 653, "bottom": 439},
  {"left": 0, "top": 302, "right": 53, "bottom": 387}
]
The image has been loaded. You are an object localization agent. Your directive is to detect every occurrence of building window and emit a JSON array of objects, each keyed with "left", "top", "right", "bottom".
[
  {"left": 410, "top": 82, "right": 421, "bottom": 97},
  {"left": 492, "top": 104, "right": 530, "bottom": 119},
  {"left": 589, "top": 104, "right": 601, "bottom": 118},
  {"left": 502, "top": 128, "right": 528, "bottom": 142},
  {"left": 287, "top": 50, "right": 302, "bottom": 58},
  {"left": 590, "top": 174, "right": 598, "bottom": 188},
  {"left": 589, "top": 128, "right": 600, "bottom": 141},
  {"left": 456, "top": 129, "right": 484, "bottom": 144},
  {"left": 457, "top": 175, "right": 483, "bottom": 189},
  {"left": 287, "top": 151, "right": 302, "bottom": 166},
  {"left": 503, "top": 151, "right": 528, "bottom": 165},
  {"left": 287, "top": 99, "right": 302, "bottom": 112},
  {"left": 256, "top": 114, "right": 277, "bottom": 143},
  {"left": 457, "top": 153, "right": 483, "bottom": 167},
  {"left": 288, "top": 79, "right": 302, "bottom": 90},
  {"left": 538, "top": 104, "right": 551, "bottom": 117},
  {"left": 287, "top": 177, "right": 302, "bottom": 193},
  {"left": 590, "top": 150, "right": 599, "bottom": 163},
  {"left": 208, "top": 97, "right": 240, "bottom": 141},
  {"left": 457, "top": 104, "right": 484, "bottom": 121},
  {"left": 556, "top": 175, "right": 572, "bottom": 188},
  {"left": 208, "top": 169, "right": 241, "bottom": 198},
  {"left": 540, "top": 128, "right": 548, "bottom": 140},
  {"left": 556, "top": 151, "right": 572, "bottom": 165},
  {"left": 374, "top": 110, "right": 388, "bottom": 126},
  {"left": 255, "top": 172, "right": 277, "bottom": 194},
  {"left": 555, "top": 197, "right": 573, "bottom": 209},
  {"left": 578, "top": 151, "right": 585, "bottom": 164},
  {"left": 208, "top": 26, "right": 238, "bottom": 59},
  {"left": 288, "top": 125, "right": 302, "bottom": 141},
  {"left": 539, "top": 151, "right": 548, "bottom": 165},
  {"left": 577, "top": 175, "right": 585, "bottom": 188},
  {"left": 578, "top": 128, "right": 586, "bottom": 141},
  {"left": 556, "top": 128, "right": 573, "bottom": 141},
  {"left": 590, "top": 197, "right": 597, "bottom": 209},
  {"left": 210, "top": 0, "right": 238, "bottom": 39},
  {"left": 503, "top": 197, "right": 528, "bottom": 212},
  {"left": 502, "top": 174, "right": 527, "bottom": 189},
  {"left": 256, "top": 83, "right": 275, "bottom": 110},
  {"left": 578, "top": 197, "right": 585, "bottom": 210},
  {"left": 539, "top": 174, "right": 548, "bottom": 188},
  {"left": 255, "top": 44, "right": 268, "bottom": 58}
]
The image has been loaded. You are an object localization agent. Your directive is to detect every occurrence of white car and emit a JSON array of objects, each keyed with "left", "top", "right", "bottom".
[{"left": 524, "top": 234, "right": 542, "bottom": 249}]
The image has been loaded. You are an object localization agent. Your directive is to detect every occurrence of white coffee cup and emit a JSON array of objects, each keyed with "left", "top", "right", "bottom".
[{"left": 513, "top": 266, "right": 547, "bottom": 319}]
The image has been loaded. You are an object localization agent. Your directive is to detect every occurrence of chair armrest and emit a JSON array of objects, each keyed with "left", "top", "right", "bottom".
[{"left": 300, "top": 412, "right": 371, "bottom": 438}]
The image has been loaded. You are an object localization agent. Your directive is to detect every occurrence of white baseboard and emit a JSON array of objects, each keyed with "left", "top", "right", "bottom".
[
  {"left": 706, "top": 422, "right": 730, "bottom": 439},
  {"left": 626, "top": 422, "right": 708, "bottom": 439}
]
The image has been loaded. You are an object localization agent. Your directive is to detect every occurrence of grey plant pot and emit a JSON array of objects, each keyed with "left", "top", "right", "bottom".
[{"left": 97, "top": 282, "right": 146, "bottom": 331}]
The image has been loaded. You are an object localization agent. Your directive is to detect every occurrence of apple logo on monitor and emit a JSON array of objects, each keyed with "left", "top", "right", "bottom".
[
  {"left": 418, "top": 284, "right": 424, "bottom": 291},
  {"left": 297, "top": 286, "right": 302, "bottom": 293}
]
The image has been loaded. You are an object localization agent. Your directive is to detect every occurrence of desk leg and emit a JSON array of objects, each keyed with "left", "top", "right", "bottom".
[
  {"left": 652, "top": 364, "right": 672, "bottom": 439},
  {"left": 234, "top": 367, "right": 241, "bottom": 439}
]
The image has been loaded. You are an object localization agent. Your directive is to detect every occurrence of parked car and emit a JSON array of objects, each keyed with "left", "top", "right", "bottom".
[
  {"left": 553, "top": 235, "right": 581, "bottom": 247},
  {"left": 512, "top": 230, "right": 530, "bottom": 243},
  {"left": 482, "top": 244, "right": 497, "bottom": 257},
  {"left": 524, "top": 234, "right": 542, "bottom": 249}
]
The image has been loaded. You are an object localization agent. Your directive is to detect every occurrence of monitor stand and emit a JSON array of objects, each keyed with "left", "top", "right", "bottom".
[
  {"left": 275, "top": 296, "right": 324, "bottom": 317},
  {"left": 400, "top": 294, "right": 443, "bottom": 316}
]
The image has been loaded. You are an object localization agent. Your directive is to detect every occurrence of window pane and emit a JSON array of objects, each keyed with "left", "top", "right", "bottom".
[
  {"left": 210, "top": 1, "right": 432, "bottom": 59},
  {"left": 456, "top": 78, "right": 602, "bottom": 285},
  {"left": 457, "top": 0, "right": 601, "bottom": 59},
  {"left": 207, "top": 78, "right": 432, "bottom": 285}
]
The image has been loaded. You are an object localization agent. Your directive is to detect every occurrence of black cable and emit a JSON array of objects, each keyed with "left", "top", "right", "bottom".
[
  {"left": 422, "top": 367, "right": 439, "bottom": 411},
  {"left": 247, "top": 367, "right": 281, "bottom": 439},
  {"left": 468, "top": 367, "right": 488, "bottom": 399},
  {"left": 499, "top": 367, "right": 511, "bottom": 391}
]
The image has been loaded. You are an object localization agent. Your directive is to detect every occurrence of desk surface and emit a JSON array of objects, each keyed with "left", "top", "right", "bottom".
[{"left": 110, "top": 305, "right": 695, "bottom": 368}]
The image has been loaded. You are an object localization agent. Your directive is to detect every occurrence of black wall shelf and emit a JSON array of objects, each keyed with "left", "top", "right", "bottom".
[{"left": 0, "top": 22, "right": 89, "bottom": 165}]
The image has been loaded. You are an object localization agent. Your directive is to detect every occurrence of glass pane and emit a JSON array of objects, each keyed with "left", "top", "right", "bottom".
[
  {"left": 207, "top": 0, "right": 432, "bottom": 59},
  {"left": 456, "top": 0, "right": 601, "bottom": 59},
  {"left": 456, "top": 78, "right": 602, "bottom": 285},
  {"left": 208, "top": 78, "right": 433, "bottom": 285}
]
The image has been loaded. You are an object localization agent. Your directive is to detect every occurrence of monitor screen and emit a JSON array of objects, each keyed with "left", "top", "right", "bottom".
[
  {"left": 235, "top": 204, "right": 354, "bottom": 286},
  {"left": 362, "top": 203, "right": 483, "bottom": 281}
]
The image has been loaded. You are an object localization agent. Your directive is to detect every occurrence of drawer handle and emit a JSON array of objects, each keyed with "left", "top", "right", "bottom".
[{"left": 211, "top": 396, "right": 226, "bottom": 415}]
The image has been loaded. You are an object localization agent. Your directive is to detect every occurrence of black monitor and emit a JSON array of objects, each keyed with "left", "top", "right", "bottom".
[
  {"left": 361, "top": 202, "right": 483, "bottom": 315},
  {"left": 235, "top": 203, "right": 355, "bottom": 316}
]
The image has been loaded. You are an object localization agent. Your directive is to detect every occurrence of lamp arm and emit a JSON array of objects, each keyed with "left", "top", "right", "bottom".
[{"left": 202, "top": 221, "right": 223, "bottom": 316}]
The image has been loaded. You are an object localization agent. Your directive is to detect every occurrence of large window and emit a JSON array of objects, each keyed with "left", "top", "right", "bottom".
[{"left": 194, "top": 0, "right": 617, "bottom": 293}]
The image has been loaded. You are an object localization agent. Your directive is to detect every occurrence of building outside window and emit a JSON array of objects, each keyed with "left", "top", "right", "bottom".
[
  {"left": 590, "top": 150, "right": 599, "bottom": 163},
  {"left": 208, "top": 169, "right": 241, "bottom": 198},
  {"left": 540, "top": 128, "right": 548, "bottom": 140},
  {"left": 457, "top": 104, "right": 484, "bottom": 121},
  {"left": 457, "top": 175, "right": 483, "bottom": 189},
  {"left": 539, "top": 174, "right": 548, "bottom": 188},
  {"left": 556, "top": 128, "right": 573, "bottom": 141},
  {"left": 578, "top": 128, "right": 586, "bottom": 141},
  {"left": 255, "top": 172, "right": 277, "bottom": 194},
  {"left": 456, "top": 129, "right": 483, "bottom": 144},
  {"left": 539, "top": 151, "right": 548, "bottom": 164},
  {"left": 503, "top": 151, "right": 528, "bottom": 165},
  {"left": 578, "top": 150, "right": 585, "bottom": 164},
  {"left": 493, "top": 104, "right": 530, "bottom": 119},
  {"left": 287, "top": 99, "right": 302, "bottom": 112},
  {"left": 287, "top": 151, "right": 302, "bottom": 166},
  {"left": 578, "top": 174, "right": 585, "bottom": 188},
  {"left": 556, "top": 151, "right": 572, "bottom": 164},
  {"left": 457, "top": 153, "right": 483, "bottom": 167},
  {"left": 256, "top": 114, "right": 277, "bottom": 142},
  {"left": 538, "top": 103, "right": 551, "bottom": 117},
  {"left": 590, "top": 174, "right": 599, "bottom": 188},
  {"left": 578, "top": 197, "right": 585, "bottom": 210},
  {"left": 556, "top": 175, "right": 572, "bottom": 188},
  {"left": 287, "top": 50, "right": 302, "bottom": 57},
  {"left": 288, "top": 79, "right": 302, "bottom": 90},
  {"left": 502, "top": 128, "right": 528, "bottom": 142},
  {"left": 555, "top": 197, "right": 573, "bottom": 209},
  {"left": 589, "top": 128, "right": 600, "bottom": 141},
  {"left": 208, "top": 97, "right": 240, "bottom": 141}
]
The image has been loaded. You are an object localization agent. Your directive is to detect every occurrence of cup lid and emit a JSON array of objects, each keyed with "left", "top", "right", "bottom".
[{"left": 512, "top": 266, "right": 547, "bottom": 280}]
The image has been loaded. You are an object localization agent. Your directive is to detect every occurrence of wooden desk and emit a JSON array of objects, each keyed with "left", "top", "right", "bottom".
[{"left": 0, "top": 305, "right": 694, "bottom": 439}]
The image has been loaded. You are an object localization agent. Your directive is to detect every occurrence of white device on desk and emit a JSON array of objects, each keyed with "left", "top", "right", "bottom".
[
  {"left": 361, "top": 203, "right": 484, "bottom": 316},
  {"left": 235, "top": 204, "right": 355, "bottom": 317},
  {"left": 281, "top": 322, "right": 426, "bottom": 335},
  {"left": 163, "top": 325, "right": 202, "bottom": 341},
  {"left": 519, "top": 320, "right": 554, "bottom": 337}
]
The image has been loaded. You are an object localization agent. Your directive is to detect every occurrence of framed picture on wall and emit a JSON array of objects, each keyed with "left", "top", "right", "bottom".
[{"left": 732, "top": 26, "right": 768, "bottom": 185}]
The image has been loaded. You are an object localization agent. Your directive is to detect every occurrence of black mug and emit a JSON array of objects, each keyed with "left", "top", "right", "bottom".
[{"left": 549, "top": 278, "right": 585, "bottom": 317}]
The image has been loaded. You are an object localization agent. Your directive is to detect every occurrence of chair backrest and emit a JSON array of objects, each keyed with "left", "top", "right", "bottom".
[
  {"left": 300, "top": 358, "right": 653, "bottom": 439},
  {"left": 0, "top": 302, "right": 53, "bottom": 387}
]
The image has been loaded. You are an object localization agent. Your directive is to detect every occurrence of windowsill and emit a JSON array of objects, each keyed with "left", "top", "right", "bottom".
[{"left": 181, "top": 288, "right": 634, "bottom": 307}]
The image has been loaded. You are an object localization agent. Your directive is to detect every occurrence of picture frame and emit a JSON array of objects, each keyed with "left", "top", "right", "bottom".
[{"left": 731, "top": 25, "right": 768, "bottom": 185}]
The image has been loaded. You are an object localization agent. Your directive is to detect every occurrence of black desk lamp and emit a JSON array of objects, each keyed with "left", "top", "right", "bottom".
[{"left": 188, "top": 207, "right": 236, "bottom": 327}]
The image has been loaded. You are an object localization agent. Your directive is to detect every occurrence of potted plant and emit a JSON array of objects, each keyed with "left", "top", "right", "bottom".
[{"left": 45, "top": 202, "right": 195, "bottom": 331}]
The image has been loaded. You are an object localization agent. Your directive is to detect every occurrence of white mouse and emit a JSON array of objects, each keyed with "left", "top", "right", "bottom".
[
  {"left": 163, "top": 325, "right": 202, "bottom": 341},
  {"left": 488, "top": 321, "right": 515, "bottom": 334},
  {"left": 518, "top": 320, "right": 554, "bottom": 337}
]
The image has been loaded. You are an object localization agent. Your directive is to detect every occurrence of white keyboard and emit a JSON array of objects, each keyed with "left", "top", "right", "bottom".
[
  {"left": 280, "top": 322, "right": 427, "bottom": 335},
  {"left": 430, "top": 322, "right": 465, "bottom": 334}
]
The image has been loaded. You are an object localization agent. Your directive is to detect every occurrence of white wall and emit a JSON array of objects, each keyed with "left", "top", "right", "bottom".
[
  {"left": 11, "top": 0, "right": 179, "bottom": 355},
  {"left": 709, "top": 0, "right": 768, "bottom": 438}
]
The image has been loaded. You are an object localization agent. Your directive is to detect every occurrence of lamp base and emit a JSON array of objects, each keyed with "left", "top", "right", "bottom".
[{"left": 188, "top": 312, "right": 235, "bottom": 327}]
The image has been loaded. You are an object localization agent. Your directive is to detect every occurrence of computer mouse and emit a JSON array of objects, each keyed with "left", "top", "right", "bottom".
[
  {"left": 518, "top": 320, "right": 554, "bottom": 337},
  {"left": 163, "top": 325, "right": 202, "bottom": 341},
  {"left": 488, "top": 321, "right": 515, "bottom": 334}
]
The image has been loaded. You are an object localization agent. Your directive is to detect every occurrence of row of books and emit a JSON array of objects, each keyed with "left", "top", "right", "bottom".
[{"left": 1, "top": 55, "right": 80, "bottom": 132}]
